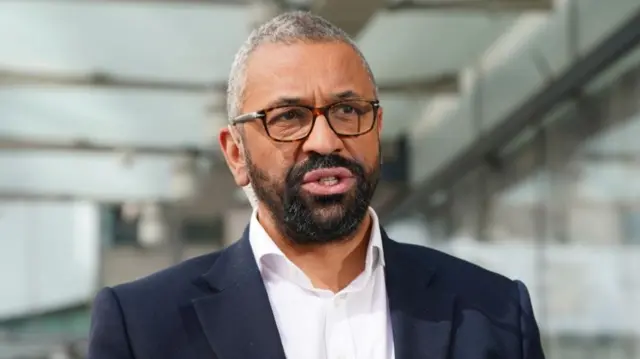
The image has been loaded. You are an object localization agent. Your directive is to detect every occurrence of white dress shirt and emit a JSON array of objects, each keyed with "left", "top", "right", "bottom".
[{"left": 249, "top": 208, "right": 396, "bottom": 359}]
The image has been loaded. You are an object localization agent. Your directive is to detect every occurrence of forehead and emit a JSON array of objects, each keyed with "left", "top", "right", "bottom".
[{"left": 243, "top": 41, "right": 375, "bottom": 108}]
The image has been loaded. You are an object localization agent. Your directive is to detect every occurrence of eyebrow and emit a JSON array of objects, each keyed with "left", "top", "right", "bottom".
[
  {"left": 332, "top": 90, "right": 363, "bottom": 100},
  {"left": 265, "top": 97, "right": 304, "bottom": 109},
  {"left": 263, "top": 90, "right": 366, "bottom": 109}
]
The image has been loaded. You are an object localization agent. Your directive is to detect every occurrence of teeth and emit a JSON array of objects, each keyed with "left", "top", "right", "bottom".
[{"left": 318, "top": 176, "right": 338, "bottom": 185}]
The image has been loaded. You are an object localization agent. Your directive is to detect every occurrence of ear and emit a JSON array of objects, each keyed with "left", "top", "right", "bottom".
[{"left": 219, "top": 126, "right": 250, "bottom": 187}]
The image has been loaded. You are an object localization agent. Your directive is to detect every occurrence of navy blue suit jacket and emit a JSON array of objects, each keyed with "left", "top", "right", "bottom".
[{"left": 88, "top": 227, "right": 545, "bottom": 359}]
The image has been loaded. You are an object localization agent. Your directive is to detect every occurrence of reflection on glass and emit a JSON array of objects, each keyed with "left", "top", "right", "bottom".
[{"left": 434, "top": 56, "right": 640, "bottom": 358}]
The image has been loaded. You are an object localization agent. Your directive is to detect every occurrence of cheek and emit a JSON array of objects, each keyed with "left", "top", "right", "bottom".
[
  {"left": 247, "top": 140, "right": 297, "bottom": 179},
  {"left": 344, "top": 137, "right": 379, "bottom": 169}
]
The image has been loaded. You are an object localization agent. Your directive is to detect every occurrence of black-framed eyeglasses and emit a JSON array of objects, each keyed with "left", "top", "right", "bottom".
[{"left": 229, "top": 99, "right": 380, "bottom": 142}]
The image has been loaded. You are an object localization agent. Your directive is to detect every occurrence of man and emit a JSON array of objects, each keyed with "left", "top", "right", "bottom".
[{"left": 88, "top": 11, "right": 545, "bottom": 359}]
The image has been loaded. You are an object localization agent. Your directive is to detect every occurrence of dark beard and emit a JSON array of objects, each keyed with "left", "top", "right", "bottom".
[{"left": 247, "top": 152, "right": 379, "bottom": 245}]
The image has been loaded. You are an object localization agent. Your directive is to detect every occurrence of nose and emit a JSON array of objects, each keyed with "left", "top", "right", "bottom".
[{"left": 301, "top": 115, "right": 344, "bottom": 155}]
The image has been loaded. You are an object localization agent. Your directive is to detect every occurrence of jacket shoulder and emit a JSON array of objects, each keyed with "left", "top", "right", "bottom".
[
  {"left": 108, "top": 247, "right": 224, "bottom": 303},
  {"left": 391, "top": 241, "right": 519, "bottom": 312}
]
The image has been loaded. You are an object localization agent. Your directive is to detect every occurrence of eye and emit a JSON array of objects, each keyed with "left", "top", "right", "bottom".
[
  {"left": 269, "top": 107, "right": 308, "bottom": 124},
  {"left": 281, "top": 109, "right": 302, "bottom": 120},
  {"left": 331, "top": 102, "right": 369, "bottom": 118},
  {"left": 335, "top": 104, "right": 356, "bottom": 115}
]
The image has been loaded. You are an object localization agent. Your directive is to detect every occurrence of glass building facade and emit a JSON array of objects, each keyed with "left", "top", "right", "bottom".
[{"left": 398, "top": 50, "right": 640, "bottom": 358}]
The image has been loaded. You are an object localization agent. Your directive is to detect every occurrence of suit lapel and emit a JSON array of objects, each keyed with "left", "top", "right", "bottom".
[
  {"left": 190, "top": 227, "right": 286, "bottom": 359},
  {"left": 383, "top": 233, "right": 456, "bottom": 359},
  {"left": 186, "top": 225, "right": 456, "bottom": 359}
]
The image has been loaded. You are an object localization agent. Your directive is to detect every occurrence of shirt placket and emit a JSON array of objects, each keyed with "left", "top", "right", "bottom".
[{"left": 325, "top": 292, "right": 357, "bottom": 359}]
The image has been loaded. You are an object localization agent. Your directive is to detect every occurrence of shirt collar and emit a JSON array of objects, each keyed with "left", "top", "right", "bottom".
[{"left": 249, "top": 207, "right": 385, "bottom": 283}]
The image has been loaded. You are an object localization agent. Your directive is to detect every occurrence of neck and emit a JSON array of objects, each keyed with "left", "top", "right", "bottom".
[{"left": 257, "top": 206, "right": 372, "bottom": 293}]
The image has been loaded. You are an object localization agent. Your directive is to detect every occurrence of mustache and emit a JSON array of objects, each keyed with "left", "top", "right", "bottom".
[{"left": 286, "top": 154, "right": 366, "bottom": 185}]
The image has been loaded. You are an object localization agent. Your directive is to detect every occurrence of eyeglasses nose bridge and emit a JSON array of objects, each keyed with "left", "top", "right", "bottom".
[
  {"left": 311, "top": 107, "right": 325, "bottom": 119},
  {"left": 307, "top": 106, "right": 335, "bottom": 137}
]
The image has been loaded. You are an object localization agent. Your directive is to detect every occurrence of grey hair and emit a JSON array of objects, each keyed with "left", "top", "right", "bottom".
[
  {"left": 241, "top": 183, "right": 259, "bottom": 208},
  {"left": 226, "top": 11, "right": 378, "bottom": 120}
]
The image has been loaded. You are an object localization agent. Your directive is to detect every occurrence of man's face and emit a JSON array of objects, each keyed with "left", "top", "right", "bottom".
[{"left": 221, "top": 41, "right": 383, "bottom": 244}]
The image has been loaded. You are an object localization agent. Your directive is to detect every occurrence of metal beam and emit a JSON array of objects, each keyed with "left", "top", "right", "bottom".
[
  {"left": 0, "top": 136, "right": 219, "bottom": 159},
  {"left": 310, "top": 0, "right": 386, "bottom": 38},
  {"left": 100, "top": 0, "right": 246, "bottom": 4},
  {"left": 387, "top": 0, "right": 552, "bottom": 12},
  {"left": 0, "top": 190, "right": 118, "bottom": 203},
  {"left": 0, "top": 190, "right": 190, "bottom": 204},
  {"left": 0, "top": 68, "right": 221, "bottom": 93},
  {"left": 385, "top": 6, "right": 640, "bottom": 222},
  {"left": 378, "top": 73, "right": 459, "bottom": 94},
  {"left": 0, "top": 67, "right": 459, "bottom": 95},
  {"left": 85, "top": 0, "right": 553, "bottom": 12},
  {"left": 582, "top": 152, "right": 640, "bottom": 164}
]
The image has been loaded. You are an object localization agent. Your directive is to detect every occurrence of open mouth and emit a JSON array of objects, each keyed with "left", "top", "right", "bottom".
[{"left": 300, "top": 167, "right": 356, "bottom": 196}]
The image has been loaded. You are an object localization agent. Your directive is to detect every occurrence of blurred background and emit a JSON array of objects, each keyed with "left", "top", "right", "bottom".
[{"left": 1, "top": 0, "right": 639, "bottom": 358}]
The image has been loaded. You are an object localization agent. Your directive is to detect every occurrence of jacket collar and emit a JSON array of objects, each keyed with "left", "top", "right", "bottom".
[{"left": 188, "top": 225, "right": 455, "bottom": 359}]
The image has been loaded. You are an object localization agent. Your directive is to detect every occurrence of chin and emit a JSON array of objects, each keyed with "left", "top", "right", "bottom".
[{"left": 310, "top": 205, "right": 346, "bottom": 222}]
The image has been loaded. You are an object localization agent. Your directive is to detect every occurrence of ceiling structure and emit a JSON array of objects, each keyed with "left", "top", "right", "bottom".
[{"left": 0, "top": 0, "right": 554, "bottom": 206}]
